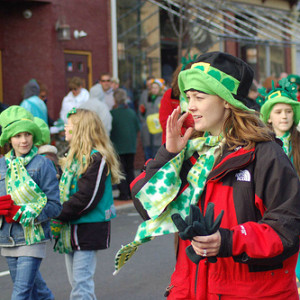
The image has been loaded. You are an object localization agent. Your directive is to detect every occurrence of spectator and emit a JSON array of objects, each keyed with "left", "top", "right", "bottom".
[
  {"left": 111, "top": 77, "right": 120, "bottom": 91},
  {"left": 110, "top": 88, "right": 140, "bottom": 200},
  {"left": 139, "top": 76, "right": 155, "bottom": 111},
  {"left": 245, "top": 83, "right": 261, "bottom": 111},
  {"left": 20, "top": 79, "right": 48, "bottom": 124},
  {"left": 38, "top": 82, "right": 55, "bottom": 126},
  {"left": 139, "top": 79, "right": 164, "bottom": 160},
  {"left": 59, "top": 77, "right": 89, "bottom": 124},
  {"left": 80, "top": 84, "right": 112, "bottom": 136},
  {"left": 159, "top": 62, "right": 195, "bottom": 144},
  {"left": 99, "top": 73, "right": 114, "bottom": 110}
]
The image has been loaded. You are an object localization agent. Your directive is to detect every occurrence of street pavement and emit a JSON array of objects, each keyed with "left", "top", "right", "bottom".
[
  {"left": 0, "top": 203, "right": 176, "bottom": 300},
  {"left": 1, "top": 202, "right": 300, "bottom": 299}
]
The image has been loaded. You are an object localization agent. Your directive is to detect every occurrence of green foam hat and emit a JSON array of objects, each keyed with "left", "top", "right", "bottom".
[
  {"left": 0, "top": 105, "right": 42, "bottom": 147},
  {"left": 259, "top": 78, "right": 300, "bottom": 125},
  {"left": 178, "top": 51, "right": 255, "bottom": 112},
  {"left": 34, "top": 117, "right": 50, "bottom": 146}
]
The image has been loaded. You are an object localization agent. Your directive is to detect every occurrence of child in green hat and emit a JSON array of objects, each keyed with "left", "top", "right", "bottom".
[
  {"left": 259, "top": 78, "right": 300, "bottom": 281},
  {"left": 116, "top": 52, "right": 300, "bottom": 299},
  {"left": 259, "top": 78, "right": 300, "bottom": 176},
  {"left": 0, "top": 105, "right": 61, "bottom": 299}
]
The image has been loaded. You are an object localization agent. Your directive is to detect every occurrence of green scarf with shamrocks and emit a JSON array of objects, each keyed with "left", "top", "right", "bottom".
[
  {"left": 5, "top": 146, "right": 47, "bottom": 245},
  {"left": 114, "top": 133, "right": 224, "bottom": 274},
  {"left": 54, "top": 157, "right": 82, "bottom": 254},
  {"left": 277, "top": 132, "right": 292, "bottom": 160},
  {"left": 54, "top": 152, "right": 92, "bottom": 254}
]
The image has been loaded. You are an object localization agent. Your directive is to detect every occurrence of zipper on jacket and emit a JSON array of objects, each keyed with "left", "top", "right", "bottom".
[
  {"left": 194, "top": 263, "right": 199, "bottom": 296},
  {"left": 164, "top": 284, "right": 174, "bottom": 297}
]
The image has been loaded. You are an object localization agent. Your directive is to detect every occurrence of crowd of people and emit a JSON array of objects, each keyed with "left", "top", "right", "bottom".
[{"left": 0, "top": 51, "right": 299, "bottom": 299}]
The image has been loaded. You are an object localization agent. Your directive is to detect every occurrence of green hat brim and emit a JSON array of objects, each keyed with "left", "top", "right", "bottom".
[
  {"left": 34, "top": 117, "right": 50, "bottom": 146},
  {"left": 178, "top": 68, "right": 253, "bottom": 112},
  {"left": 0, "top": 119, "right": 42, "bottom": 147},
  {"left": 260, "top": 96, "right": 300, "bottom": 124}
]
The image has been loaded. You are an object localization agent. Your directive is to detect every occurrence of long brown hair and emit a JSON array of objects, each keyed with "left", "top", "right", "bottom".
[
  {"left": 190, "top": 105, "right": 274, "bottom": 149},
  {"left": 223, "top": 105, "right": 274, "bottom": 150},
  {"left": 60, "top": 109, "right": 123, "bottom": 184},
  {"left": 291, "top": 124, "right": 300, "bottom": 177}
]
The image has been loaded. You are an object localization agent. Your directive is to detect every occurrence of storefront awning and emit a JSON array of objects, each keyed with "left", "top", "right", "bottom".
[{"left": 148, "top": 0, "right": 300, "bottom": 45}]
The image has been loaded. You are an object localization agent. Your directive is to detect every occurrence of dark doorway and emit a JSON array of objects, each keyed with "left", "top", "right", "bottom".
[{"left": 161, "top": 46, "right": 178, "bottom": 87}]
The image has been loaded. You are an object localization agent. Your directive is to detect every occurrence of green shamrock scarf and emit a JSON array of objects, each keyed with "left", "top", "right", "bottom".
[
  {"left": 114, "top": 133, "right": 224, "bottom": 274},
  {"left": 54, "top": 156, "right": 82, "bottom": 254},
  {"left": 54, "top": 152, "right": 92, "bottom": 254},
  {"left": 277, "top": 132, "right": 291, "bottom": 159},
  {"left": 5, "top": 147, "right": 47, "bottom": 245}
]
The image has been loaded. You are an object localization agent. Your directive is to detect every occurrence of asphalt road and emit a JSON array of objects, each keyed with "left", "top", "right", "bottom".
[
  {"left": 1, "top": 205, "right": 299, "bottom": 299},
  {"left": 0, "top": 205, "right": 176, "bottom": 300}
]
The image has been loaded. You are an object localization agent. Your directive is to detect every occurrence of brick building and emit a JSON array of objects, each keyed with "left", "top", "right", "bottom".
[{"left": 0, "top": 0, "right": 112, "bottom": 120}]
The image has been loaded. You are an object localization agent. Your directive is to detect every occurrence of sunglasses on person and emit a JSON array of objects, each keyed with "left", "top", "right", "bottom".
[{"left": 101, "top": 79, "right": 111, "bottom": 82}]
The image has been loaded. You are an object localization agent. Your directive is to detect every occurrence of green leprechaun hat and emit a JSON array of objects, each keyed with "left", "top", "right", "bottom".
[
  {"left": 259, "top": 78, "right": 300, "bottom": 125},
  {"left": 0, "top": 105, "right": 42, "bottom": 147},
  {"left": 178, "top": 51, "right": 255, "bottom": 113}
]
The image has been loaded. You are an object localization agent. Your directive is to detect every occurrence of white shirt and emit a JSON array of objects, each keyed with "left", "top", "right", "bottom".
[{"left": 60, "top": 88, "right": 89, "bottom": 123}]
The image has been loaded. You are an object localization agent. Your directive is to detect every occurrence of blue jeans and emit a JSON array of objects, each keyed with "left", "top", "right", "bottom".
[
  {"left": 6, "top": 256, "right": 54, "bottom": 300},
  {"left": 65, "top": 250, "right": 97, "bottom": 300}
]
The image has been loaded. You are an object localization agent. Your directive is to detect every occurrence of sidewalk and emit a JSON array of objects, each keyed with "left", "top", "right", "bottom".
[
  {"left": 113, "top": 187, "right": 134, "bottom": 210},
  {"left": 113, "top": 169, "right": 142, "bottom": 210},
  {"left": 114, "top": 199, "right": 134, "bottom": 210}
]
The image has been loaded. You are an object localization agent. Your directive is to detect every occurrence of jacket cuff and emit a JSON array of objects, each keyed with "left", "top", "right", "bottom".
[
  {"left": 218, "top": 228, "right": 233, "bottom": 257},
  {"left": 155, "top": 144, "right": 179, "bottom": 162}
]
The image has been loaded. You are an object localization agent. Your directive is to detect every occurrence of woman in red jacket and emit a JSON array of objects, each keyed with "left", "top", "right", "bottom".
[{"left": 115, "top": 52, "right": 300, "bottom": 299}]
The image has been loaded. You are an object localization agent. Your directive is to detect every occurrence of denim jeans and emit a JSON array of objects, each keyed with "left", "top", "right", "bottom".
[
  {"left": 65, "top": 250, "right": 97, "bottom": 300},
  {"left": 6, "top": 256, "right": 54, "bottom": 300}
]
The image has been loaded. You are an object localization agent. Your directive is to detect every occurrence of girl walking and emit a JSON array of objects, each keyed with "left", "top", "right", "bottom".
[
  {"left": 259, "top": 78, "right": 300, "bottom": 281},
  {"left": 116, "top": 52, "right": 300, "bottom": 299},
  {"left": 0, "top": 105, "right": 61, "bottom": 300},
  {"left": 52, "top": 108, "right": 122, "bottom": 299}
]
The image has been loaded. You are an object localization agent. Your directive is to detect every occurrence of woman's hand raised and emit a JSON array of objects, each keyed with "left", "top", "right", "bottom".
[{"left": 166, "top": 106, "right": 193, "bottom": 154}]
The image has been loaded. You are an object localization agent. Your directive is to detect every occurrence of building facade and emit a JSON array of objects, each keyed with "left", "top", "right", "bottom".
[
  {"left": 0, "top": 0, "right": 112, "bottom": 119},
  {"left": 0, "top": 0, "right": 299, "bottom": 120}
]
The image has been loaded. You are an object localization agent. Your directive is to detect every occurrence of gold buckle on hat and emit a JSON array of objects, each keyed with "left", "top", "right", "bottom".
[{"left": 269, "top": 90, "right": 282, "bottom": 99}]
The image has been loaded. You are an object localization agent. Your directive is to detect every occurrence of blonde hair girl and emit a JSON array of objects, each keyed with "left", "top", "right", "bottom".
[
  {"left": 60, "top": 108, "right": 122, "bottom": 183},
  {"left": 53, "top": 108, "right": 123, "bottom": 299}
]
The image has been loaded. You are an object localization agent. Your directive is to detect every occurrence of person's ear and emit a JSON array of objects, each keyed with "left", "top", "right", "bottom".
[
  {"left": 268, "top": 118, "right": 272, "bottom": 124},
  {"left": 224, "top": 101, "right": 230, "bottom": 109}
]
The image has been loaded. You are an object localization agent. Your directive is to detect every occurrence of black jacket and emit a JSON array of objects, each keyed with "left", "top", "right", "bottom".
[{"left": 57, "top": 152, "right": 111, "bottom": 250}]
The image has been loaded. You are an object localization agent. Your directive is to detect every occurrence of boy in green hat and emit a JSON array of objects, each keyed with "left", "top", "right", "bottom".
[{"left": 0, "top": 105, "right": 61, "bottom": 299}]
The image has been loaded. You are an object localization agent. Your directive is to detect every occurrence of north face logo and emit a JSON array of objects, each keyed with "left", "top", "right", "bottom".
[{"left": 235, "top": 170, "right": 251, "bottom": 182}]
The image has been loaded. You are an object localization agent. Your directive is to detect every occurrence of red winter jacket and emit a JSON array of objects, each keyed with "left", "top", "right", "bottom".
[{"left": 131, "top": 141, "right": 300, "bottom": 299}]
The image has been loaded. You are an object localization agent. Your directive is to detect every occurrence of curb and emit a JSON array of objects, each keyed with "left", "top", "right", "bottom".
[{"left": 115, "top": 202, "right": 134, "bottom": 211}]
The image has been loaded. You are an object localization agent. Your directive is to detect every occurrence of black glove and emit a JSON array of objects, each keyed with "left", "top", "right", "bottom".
[{"left": 171, "top": 203, "right": 224, "bottom": 264}]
